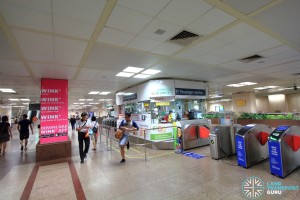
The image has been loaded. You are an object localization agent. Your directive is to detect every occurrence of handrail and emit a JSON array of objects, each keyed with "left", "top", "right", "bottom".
[{"left": 98, "top": 124, "right": 179, "bottom": 161}]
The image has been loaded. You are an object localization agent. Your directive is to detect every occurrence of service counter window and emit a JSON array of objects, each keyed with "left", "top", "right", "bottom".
[{"left": 150, "top": 100, "right": 176, "bottom": 123}]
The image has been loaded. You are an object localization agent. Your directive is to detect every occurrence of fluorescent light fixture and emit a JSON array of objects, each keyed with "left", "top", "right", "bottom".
[
  {"left": 142, "top": 69, "right": 161, "bottom": 75},
  {"left": 13, "top": 106, "right": 25, "bottom": 107},
  {"left": 79, "top": 103, "right": 84, "bottom": 104},
  {"left": 22, "top": 103, "right": 29, "bottom": 105},
  {"left": 227, "top": 84, "right": 244, "bottom": 87},
  {"left": 266, "top": 86, "right": 279, "bottom": 89},
  {"left": 86, "top": 99, "right": 93, "bottom": 101},
  {"left": 105, "top": 99, "right": 112, "bottom": 101},
  {"left": 0, "top": 88, "right": 16, "bottom": 93},
  {"left": 9, "top": 98, "right": 20, "bottom": 101},
  {"left": 254, "top": 87, "right": 267, "bottom": 90},
  {"left": 239, "top": 82, "right": 257, "bottom": 85},
  {"left": 79, "top": 99, "right": 86, "bottom": 101},
  {"left": 99, "top": 92, "right": 111, "bottom": 95},
  {"left": 116, "top": 72, "right": 134, "bottom": 77},
  {"left": 98, "top": 99, "right": 106, "bottom": 101},
  {"left": 20, "top": 99, "right": 30, "bottom": 101},
  {"left": 125, "top": 93, "right": 134, "bottom": 95},
  {"left": 89, "top": 103, "right": 99, "bottom": 104},
  {"left": 117, "top": 92, "right": 126, "bottom": 95},
  {"left": 73, "top": 103, "right": 79, "bottom": 104},
  {"left": 133, "top": 74, "right": 151, "bottom": 79},
  {"left": 88, "top": 91, "right": 99, "bottom": 94},
  {"left": 123, "top": 66, "right": 144, "bottom": 73}
]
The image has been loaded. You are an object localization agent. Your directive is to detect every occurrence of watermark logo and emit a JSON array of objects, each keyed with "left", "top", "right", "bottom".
[{"left": 242, "top": 176, "right": 264, "bottom": 199}]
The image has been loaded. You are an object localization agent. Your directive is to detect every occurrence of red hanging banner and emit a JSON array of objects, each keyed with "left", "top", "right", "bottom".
[{"left": 40, "top": 78, "right": 68, "bottom": 144}]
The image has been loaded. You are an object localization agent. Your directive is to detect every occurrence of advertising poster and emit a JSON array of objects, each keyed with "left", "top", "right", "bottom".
[{"left": 40, "top": 78, "right": 68, "bottom": 144}]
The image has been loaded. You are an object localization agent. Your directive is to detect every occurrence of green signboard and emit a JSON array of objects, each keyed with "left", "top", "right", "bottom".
[{"left": 150, "top": 132, "right": 172, "bottom": 140}]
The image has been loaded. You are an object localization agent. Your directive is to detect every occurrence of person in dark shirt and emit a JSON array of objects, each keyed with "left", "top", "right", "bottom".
[
  {"left": 69, "top": 115, "right": 76, "bottom": 131},
  {"left": 17, "top": 114, "right": 33, "bottom": 151},
  {"left": 0, "top": 116, "right": 12, "bottom": 155},
  {"left": 118, "top": 112, "right": 139, "bottom": 163}
]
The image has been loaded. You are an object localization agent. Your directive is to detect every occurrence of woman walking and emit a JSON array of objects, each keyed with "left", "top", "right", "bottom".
[{"left": 0, "top": 116, "right": 12, "bottom": 155}]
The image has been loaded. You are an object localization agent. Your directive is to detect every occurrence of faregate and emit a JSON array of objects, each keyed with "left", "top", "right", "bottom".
[
  {"left": 210, "top": 125, "right": 242, "bottom": 159},
  {"left": 236, "top": 124, "right": 272, "bottom": 168},
  {"left": 268, "top": 125, "right": 300, "bottom": 178}
]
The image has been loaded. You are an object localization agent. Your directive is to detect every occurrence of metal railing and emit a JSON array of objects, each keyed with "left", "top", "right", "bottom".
[{"left": 98, "top": 124, "right": 178, "bottom": 161}]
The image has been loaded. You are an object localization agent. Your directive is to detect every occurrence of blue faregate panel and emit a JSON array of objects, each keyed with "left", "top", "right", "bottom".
[
  {"left": 236, "top": 135, "right": 247, "bottom": 167},
  {"left": 268, "top": 140, "right": 284, "bottom": 177}
]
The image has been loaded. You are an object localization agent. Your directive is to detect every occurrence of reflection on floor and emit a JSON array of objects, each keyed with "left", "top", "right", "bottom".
[{"left": 0, "top": 127, "right": 299, "bottom": 200}]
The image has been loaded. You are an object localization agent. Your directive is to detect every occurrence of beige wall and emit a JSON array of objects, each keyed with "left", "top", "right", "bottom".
[
  {"left": 268, "top": 94, "right": 288, "bottom": 112},
  {"left": 232, "top": 92, "right": 257, "bottom": 113},
  {"left": 208, "top": 102, "right": 233, "bottom": 112},
  {"left": 286, "top": 93, "right": 300, "bottom": 112},
  {"left": 256, "top": 96, "right": 270, "bottom": 113}
]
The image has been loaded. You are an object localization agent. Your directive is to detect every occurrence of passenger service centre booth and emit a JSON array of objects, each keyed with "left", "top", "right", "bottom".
[{"left": 115, "top": 79, "right": 209, "bottom": 149}]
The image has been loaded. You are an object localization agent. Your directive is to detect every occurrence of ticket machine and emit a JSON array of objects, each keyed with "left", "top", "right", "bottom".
[
  {"left": 268, "top": 125, "right": 300, "bottom": 178},
  {"left": 236, "top": 124, "right": 272, "bottom": 168}
]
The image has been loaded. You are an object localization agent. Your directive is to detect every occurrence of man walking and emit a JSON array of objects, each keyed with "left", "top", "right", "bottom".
[
  {"left": 76, "top": 112, "right": 91, "bottom": 164},
  {"left": 17, "top": 114, "right": 33, "bottom": 151}
]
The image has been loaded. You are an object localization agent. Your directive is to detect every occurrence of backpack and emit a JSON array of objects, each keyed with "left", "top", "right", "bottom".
[{"left": 92, "top": 122, "right": 98, "bottom": 133}]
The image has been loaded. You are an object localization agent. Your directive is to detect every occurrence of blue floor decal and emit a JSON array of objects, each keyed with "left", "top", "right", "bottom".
[{"left": 182, "top": 152, "right": 205, "bottom": 159}]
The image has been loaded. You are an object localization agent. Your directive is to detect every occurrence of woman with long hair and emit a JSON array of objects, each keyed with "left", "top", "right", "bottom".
[{"left": 0, "top": 116, "right": 12, "bottom": 155}]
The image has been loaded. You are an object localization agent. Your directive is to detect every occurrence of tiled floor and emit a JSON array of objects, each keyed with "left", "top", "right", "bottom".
[{"left": 0, "top": 126, "right": 299, "bottom": 200}]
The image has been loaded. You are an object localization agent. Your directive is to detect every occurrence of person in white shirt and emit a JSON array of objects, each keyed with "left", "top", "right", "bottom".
[
  {"left": 90, "top": 116, "right": 99, "bottom": 151},
  {"left": 76, "top": 112, "right": 91, "bottom": 164}
]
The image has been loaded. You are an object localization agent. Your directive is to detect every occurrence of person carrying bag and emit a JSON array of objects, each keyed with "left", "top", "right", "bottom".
[{"left": 76, "top": 112, "right": 91, "bottom": 164}]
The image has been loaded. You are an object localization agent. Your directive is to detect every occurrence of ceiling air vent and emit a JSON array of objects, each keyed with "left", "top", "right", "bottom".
[
  {"left": 291, "top": 73, "right": 300, "bottom": 76},
  {"left": 238, "top": 54, "right": 264, "bottom": 63},
  {"left": 169, "top": 30, "right": 201, "bottom": 46}
]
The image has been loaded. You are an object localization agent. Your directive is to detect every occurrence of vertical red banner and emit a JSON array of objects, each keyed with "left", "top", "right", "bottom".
[{"left": 40, "top": 78, "right": 68, "bottom": 144}]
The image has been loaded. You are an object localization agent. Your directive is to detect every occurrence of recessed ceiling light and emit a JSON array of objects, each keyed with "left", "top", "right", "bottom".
[
  {"left": 227, "top": 84, "right": 244, "bottom": 87},
  {"left": 0, "top": 88, "right": 16, "bottom": 93},
  {"left": 117, "top": 92, "right": 126, "bottom": 95},
  {"left": 88, "top": 91, "right": 99, "bottom": 94},
  {"left": 99, "top": 92, "right": 111, "bottom": 95},
  {"left": 73, "top": 103, "right": 79, "bottom": 104},
  {"left": 254, "top": 87, "right": 267, "bottom": 90},
  {"left": 141, "top": 69, "right": 161, "bottom": 75},
  {"left": 133, "top": 74, "right": 151, "bottom": 79},
  {"left": 79, "top": 103, "right": 84, "bottom": 104},
  {"left": 79, "top": 99, "right": 86, "bottom": 101},
  {"left": 123, "top": 66, "right": 144, "bottom": 73},
  {"left": 9, "top": 98, "right": 20, "bottom": 101},
  {"left": 20, "top": 99, "right": 30, "bottom": 101},
  {"left": 22, "top": 103, "right": 29, "bottom": 105},
  {"left": 239, "top": 82, "right": 257, "bottom": 85},
  {"left": 116, "top": 72, "right": 134, "bottom": 77},
  {"left": 125, "top": 93, "right": 134, "bottom": 96},
  {"left": 86, "top": 99, "right": 93, "bottom": 101},
  {"left": 266, "top": 86, "right": 279, "bottom": 88}
]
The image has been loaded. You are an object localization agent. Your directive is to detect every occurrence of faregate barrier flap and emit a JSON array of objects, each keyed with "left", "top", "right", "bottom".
[
  {"left": 268, "top": 125, "right": 300, "bottom": 178},
  {"left": 236, "top": 124, "right": 272, "bottom": 168}
]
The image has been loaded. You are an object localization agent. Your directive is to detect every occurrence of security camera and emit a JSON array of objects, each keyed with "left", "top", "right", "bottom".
[{"left": 294, "top": 85, "right": 297, "bottom": 90}]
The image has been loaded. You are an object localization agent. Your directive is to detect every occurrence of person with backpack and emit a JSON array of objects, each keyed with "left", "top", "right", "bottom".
[
  {"left": 76, "top": 112, "right": 91, "bottom": 164},
  {"left": 118, "top": 112, "right": 139, "bottom": 163},
  {"left": 0, "top": 116, "right": 12, "bottom": 155},
  {"left": 90, "top": 116, "right": 99, "bottom": 151}
]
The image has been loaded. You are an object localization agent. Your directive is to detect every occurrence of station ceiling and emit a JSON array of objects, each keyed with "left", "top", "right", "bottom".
[{"left": 0, "top": 0, "right": 300, "bottom": 108}]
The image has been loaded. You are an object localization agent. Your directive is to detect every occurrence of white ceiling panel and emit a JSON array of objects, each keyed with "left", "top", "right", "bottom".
[
  {"left": 157, "top": 0, "right": 213, "bottom": 27},
  {"left": 53, "top": 16, "right": 95, "bottom": 39},
  {"left": 192, "top": 38, "right": 228, "bottom": 53},
  {"left": 188, "top": 8, "right": 236, "bottom": 35},
  {"left": 106, "top": 6, "right": 153, "bottom": 34},
  {"left": 175, "top": 46, "right": 205, "bottom": 60},
  {"left": 126, "top": 36, "right": 161, "bottom": 52},
  {"left": 76, "top": 67, "right": 100, "bottom": 81},
  {"left": 52, "top": 0, "right": 106, "bottom": 24},
  {"left": 191, "top": 52, "right": 230, "bottom": 65},
  {"left": 98, "top": 27, "right": 135, "bottom": 47},
  {"left": 213, "top": 72, "right": 255, "bottom": 83},
  {"left": 139, "top": 18, "right": 183, "bottom": 42},
  {"left": 260, "top": 45, "right": 300, "bottom": 61},
  {"left": 232, "top": 31, "right": 282, "bottom": 52},
  {"left": 0, "top": 59, "right": 30, "bottom": 76},
  {"left": 185, "top": 67, "right": 240, "bottom": 81},
  {"left": 96, "top": 70, "right": 130, "bottom": 83},
  {"left": 255, "top": 59, "right": 300, "bottom": 75},
  {"left": 222, "top": 0, "right": 273, "bottom": 14},
  {"left": 30, "top": 62, "right": 76, "bottom": 79},
  {"left": 0, "top": 0, "right": 51, "bottom": 13},
  {"left": 0, "top": 29, "right": 17, "bottom": 59},
  {"left": 0, "top": 2, "right": 52, "bottom": 32},
  {"left": 12, "top": 30, "right": 53, "bottom": 62},
  {"left": 117, "top": 0, "right": 170, "bottom": 17},
  {"left": 215, "top": 22, "right": 258, "bottom": 43},
  {"left": 212, "top": 44, "right": 254, "bottom": 60},
  {"left": 151, "top": 42, "right": 183, "bottom": 56},
  {"left": 54, "top": 37, "right": 87, "bottom": 65},
  {"left": 252, "top": 0, "right": 300, "bottom": 27}
]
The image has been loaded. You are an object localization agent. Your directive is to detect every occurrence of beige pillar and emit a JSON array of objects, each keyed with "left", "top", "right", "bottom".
[{"left": 232, "top": 92, "right": 257, "bottom": 114}]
